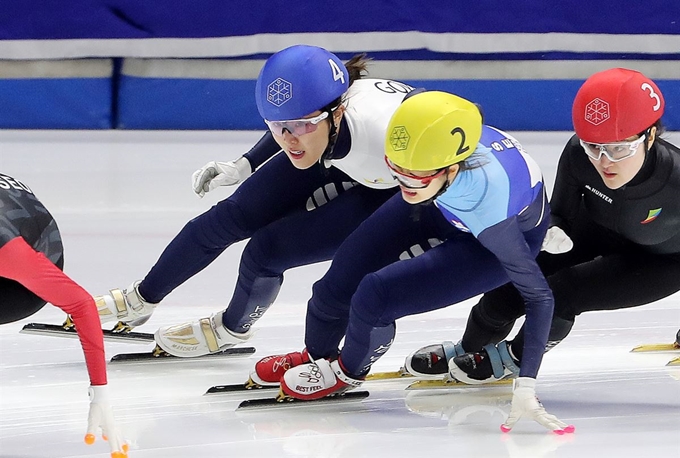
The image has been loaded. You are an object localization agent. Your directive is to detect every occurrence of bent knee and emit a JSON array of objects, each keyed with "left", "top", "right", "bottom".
[{"left": 351, "top": 273, "right": 393, "bottom": 327}]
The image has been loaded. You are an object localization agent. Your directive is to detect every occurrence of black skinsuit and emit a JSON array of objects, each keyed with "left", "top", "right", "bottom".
[
  {"left": 462, "top": 134, "right": 680, "bottom": 359},
  {"left": 0, "top": 173, "right": 63, "bottom": 323}
]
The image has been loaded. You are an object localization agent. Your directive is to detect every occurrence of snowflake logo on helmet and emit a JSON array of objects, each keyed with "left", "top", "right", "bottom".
[
  {"left": 267, "top": 78, "right": 292, "bottom": 107},
  {"left": 584, "top": 98, "right": 610, "bottom": 126},
  {"left": 389, "top": 126, "right": 410, "bottom": 151}
]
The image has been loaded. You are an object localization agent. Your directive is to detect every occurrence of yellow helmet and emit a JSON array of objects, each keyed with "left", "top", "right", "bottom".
[{"left": 385, "top": 91, "right": 482, "bottom": 171}]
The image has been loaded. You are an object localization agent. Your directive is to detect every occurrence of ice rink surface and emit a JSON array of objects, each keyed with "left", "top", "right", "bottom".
[{"left": 1, "top": 129, "right": 679, "bottom": 458}]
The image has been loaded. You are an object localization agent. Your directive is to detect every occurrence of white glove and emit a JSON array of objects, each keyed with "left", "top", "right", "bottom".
[
  {"left": 501, "top": 377, "right": 574, "bottom": 434},
  {"left": 86, "top": 385, "right": 128, "bottom": 458},
  {"left": 541, "top": 226, "right": 573, "bottom": 254},
  {"left": 191, "top": 157, "right": 252, "bottom": 197}
]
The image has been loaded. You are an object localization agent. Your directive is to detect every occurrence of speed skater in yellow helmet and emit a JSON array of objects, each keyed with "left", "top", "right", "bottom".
[{"left": 385, "top": 91, "right": 483, "bottom": 171}]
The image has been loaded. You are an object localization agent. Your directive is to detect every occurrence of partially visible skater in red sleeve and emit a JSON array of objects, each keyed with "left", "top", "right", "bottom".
[{"left": 0, "top": 173, "right": 128, "bottom": 458}]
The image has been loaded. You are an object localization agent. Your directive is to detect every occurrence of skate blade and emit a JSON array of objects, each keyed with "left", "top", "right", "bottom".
[
  {"left": 151, "top": 345, "right": 168, "bottom": 357},
  {"left": 111, "top": 321, "right": 135, "bottom": 334},
  {"left": 276, "top": 388, "right": 294, "bottom": 403},
  {"left": 274, "top": 387, "right": 351, "bottom": 403},
  {"left": 62, "top": 316, "right": 75, "bottom": 330},
  {"left": 111, "top": 345, "right": 256, "bottom": 362},
  {"left": 236, "top": 390, "right": 370, "bottom": 410},
  {"left": 205, "top": 379, "right": 278, "bottom": 394},
  {"left": 366, "top": 367, "right": 414, "bottom": 380},
  {"left": 244, "top": 377, "right": 274, "bottom": 390},
  {"left": 20, "top": 322, "right": 153, "bottom": 344},
  {"left": 631, "top": 343, "right": 680, "bottom": 352}
]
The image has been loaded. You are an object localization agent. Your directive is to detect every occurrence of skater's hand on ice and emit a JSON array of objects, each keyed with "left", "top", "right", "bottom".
[
  {"left": 192, "top": 157, "right": 252, "bottom": 197},
  {"left": 501, "top": 378, "right": 574, "bottom": 434},
  {"left": 86, "top": 385, "right": 129, "bottom": 457},
  {"left": 541, "top": 226, "right": 573, "bottom": 254}
]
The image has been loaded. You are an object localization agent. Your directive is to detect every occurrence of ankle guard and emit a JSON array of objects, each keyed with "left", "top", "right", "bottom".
[
  {"left": 331, "top": 359, "right": 364, "bottom": 388},
  {"left": 444, "top": 340, "right": 466, "bottom": 360},
  {"left": 484, "top": 341, "right": 520, "bottom": 380}
]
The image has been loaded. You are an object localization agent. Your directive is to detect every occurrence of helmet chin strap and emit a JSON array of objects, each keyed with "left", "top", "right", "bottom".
[
  {"left": 409, "top": 167, "right": 453, "bottom": 223},
  {"left": 417, "top": 166, "right": 453, "bottom": 206},
  {"left": 319, "top": 108, "right": 340, "bottom": 170}
]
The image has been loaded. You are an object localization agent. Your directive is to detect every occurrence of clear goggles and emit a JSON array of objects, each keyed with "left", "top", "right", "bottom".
[
  {"left": 384, "top": 156, "right": 446, "bottom": 189},
  {"left": 264, "top": 111, "right": 329, "bottom": 137},
  {"left": 579, "top": 135, "right": 646, "bottom": 163}
]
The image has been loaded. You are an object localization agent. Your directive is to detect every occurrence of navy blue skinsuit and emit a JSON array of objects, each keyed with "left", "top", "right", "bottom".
[
  {"left": 137, "top": 127, "right": 397, "bottom": 333},
  {"left": 303, "top": 126, "right": 554, "bottom": 379}
]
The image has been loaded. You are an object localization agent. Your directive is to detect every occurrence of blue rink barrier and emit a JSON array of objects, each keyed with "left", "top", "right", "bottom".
[
  {"left": 1, "top": 58, "right": 678, "bottom": 131},
  {"left": 410, "top": 79, "right": 679, "bottom": 132},
  {"left": 117, "top": 77, "right": 261, "bottom": 130},
  {"left": 112, "top": 57, "right": 680, "bottom": 131},
  {"left": 116, "top": 77, "right": 581, "bottom": 131},
  {"left": 116, "top": 77, "right": 679, "bottom": 132},
  {"left": 0, "top": 60, "right": 113, "bottom": 129}
]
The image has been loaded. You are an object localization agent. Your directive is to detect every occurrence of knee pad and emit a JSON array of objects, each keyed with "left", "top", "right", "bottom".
[
  {"left": 308, "top": 275, "right": 356, "bottom": 321},
  {"left": 352, "top": 273, "right": 392, "bottom": 327},
  {"left": 240, "top": 230, "right": 280, "bottom": 278}
]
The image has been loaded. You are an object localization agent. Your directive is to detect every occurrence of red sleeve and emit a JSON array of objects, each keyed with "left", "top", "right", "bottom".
[{"left": 0, "top": 237, "right": 107, "bottom": 385}]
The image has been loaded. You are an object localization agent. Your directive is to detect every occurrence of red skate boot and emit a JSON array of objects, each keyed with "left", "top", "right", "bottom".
[
  {"left": 247, "top": 349, "right": 310, "bottom": 388},
  {"left": 280, "top": 357, "right": 363, "bottom": 401}
]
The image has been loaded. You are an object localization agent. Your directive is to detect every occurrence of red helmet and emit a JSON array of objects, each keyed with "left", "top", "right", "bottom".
[{"left": 572, "top": 68, "right": 664, "bottom": 143}]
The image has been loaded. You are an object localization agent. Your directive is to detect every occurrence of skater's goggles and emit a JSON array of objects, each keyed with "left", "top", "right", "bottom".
[
  {"left": 579, "top": 135, "right": 646, "bottom": 162},
  {"left": 384, "top": 156, "right": 447, "bottom": 189},
  {"left": 265, "top": 111, "right": 329, "bottom": 137}
]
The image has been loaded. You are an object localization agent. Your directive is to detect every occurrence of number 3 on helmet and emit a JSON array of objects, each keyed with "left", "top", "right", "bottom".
[{"left": 572, "top": 68, "right": 664, "bottom": 144}]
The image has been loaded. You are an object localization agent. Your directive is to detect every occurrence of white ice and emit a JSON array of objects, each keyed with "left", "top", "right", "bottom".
[{"left": 0, "top": 130, "right": 679, "bottom": 458}]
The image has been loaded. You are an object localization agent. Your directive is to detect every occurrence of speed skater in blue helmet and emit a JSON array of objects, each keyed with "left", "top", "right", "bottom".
[{"left": 256, "top": 45, "right": 366, "bottom": 169}]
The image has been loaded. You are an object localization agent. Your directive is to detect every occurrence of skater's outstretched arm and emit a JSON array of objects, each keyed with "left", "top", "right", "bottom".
[
  {"left": 0, "top": 236, "right": 128, "bottom": 457},
  {"left": 192, "top": 132, "right": 280, "bottom": 197}
]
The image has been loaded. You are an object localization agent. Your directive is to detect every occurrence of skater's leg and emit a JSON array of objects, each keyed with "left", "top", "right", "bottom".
[
  {"left": 139, "top": 154, "right": 326, "bottom": 303},
  {"left": 223, "top": 182, "right": 396, "bottom": 333},
  {"left": 509, "top": 251, "right": 680, "bottom": 360}
]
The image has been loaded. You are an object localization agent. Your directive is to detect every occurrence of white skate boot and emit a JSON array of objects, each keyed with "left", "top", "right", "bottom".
[
  {"left": 94, "top": 281, "right": 157, "bottom": 330},
  {"left": 154, "top": 311, "right": 253, "bottom": 357}
]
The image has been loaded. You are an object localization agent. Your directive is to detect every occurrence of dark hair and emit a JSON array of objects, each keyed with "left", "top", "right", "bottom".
[
  {"left": 650, "top": 119, "right": 666, "bottom": 138},
  {"left": 345, "top": 53, "right": 371, "bottom": 83},
  {"left": 640, "top": 119, "right": 665, "bottom": 153},
  {"left": 322, "top": 53, "right": 371, "bottom": 112},
  {"left": 458, "top": 153, "right": 487, "bottom": 172}
]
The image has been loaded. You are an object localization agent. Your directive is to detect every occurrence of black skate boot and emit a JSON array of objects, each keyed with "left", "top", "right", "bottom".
[
  {"left": 449, "top": 341, "right": 520, "bottom": 385},
  {"left": 675, "top": 329, "right": 680, "bottom": 347},
  {"left": 404, "top": 341, "right": 465, "bottom": 379}
]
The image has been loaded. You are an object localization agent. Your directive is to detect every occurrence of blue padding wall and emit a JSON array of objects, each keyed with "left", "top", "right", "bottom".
[
  {"left": 0, "top": 60, "right": 114, "bottom": 129},
  {"left": 0, "top": 79, "right": 112, "bottom": 129},
  {"left": 114, "top": 77, "right": 680, "bottom": 132},
  {"left": 1, "top": 59, "right": 678, "bottom": 131},
  {"left": 117, "top": 78, "right": 261, "bottom": 130},
  {"left": 411, "top": 80, "right": 680, "bottom": 132}
]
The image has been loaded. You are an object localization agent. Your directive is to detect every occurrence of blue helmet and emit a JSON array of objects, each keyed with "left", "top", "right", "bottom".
[{"left": 256, "top": 45, "right": 350, "bottom": 121}]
